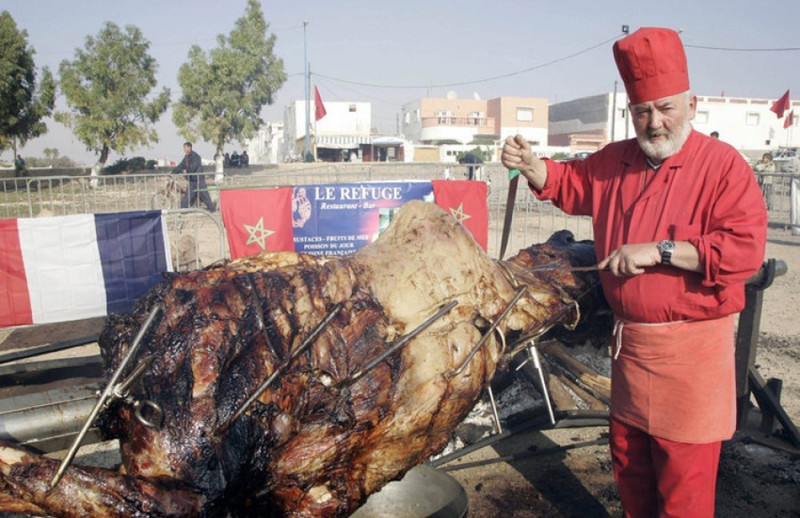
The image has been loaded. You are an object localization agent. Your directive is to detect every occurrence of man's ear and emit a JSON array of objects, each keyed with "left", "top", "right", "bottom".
[{"left": 688, "top": 94, "right": 698, "bottom": 120}]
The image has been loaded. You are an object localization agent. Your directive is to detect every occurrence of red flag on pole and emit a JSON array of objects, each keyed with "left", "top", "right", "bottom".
[
  {"left": 314, "top": 86, "right": 327, "bottom": 121},
  {"left": 785, "top": 110, "right": 795, "bottom": 129},
  {"left": 770, "top": 89, "right": 790, "bottom": 119},
  {"left": 220, "top": 187, "right": 295, "bottom": 259},
  {"left": 432, "top": 180, "right": 489, "bottom": 251}
]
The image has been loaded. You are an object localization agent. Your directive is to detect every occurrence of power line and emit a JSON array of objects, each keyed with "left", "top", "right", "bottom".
[
  {"left": 315, "top": 32, "right": 624, "bottom": 90},
  {"left": 686, "top": 44, "right": 800, "bottom": 52}
]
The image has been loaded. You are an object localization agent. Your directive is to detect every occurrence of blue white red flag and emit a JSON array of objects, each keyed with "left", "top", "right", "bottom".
[{"left": 0, "top": 211, "right": 172, "bottom": 328}]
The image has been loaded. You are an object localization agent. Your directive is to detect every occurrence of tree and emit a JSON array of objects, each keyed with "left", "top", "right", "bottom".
[
  {"left": 55, "top": 22, "right": 170, "bottom": 169},
  {"left": 173, "top": 0, "right": 286, "bottom": 165},
  {"left": 0, "top": 11, "right": 55, "bottom": 172}
]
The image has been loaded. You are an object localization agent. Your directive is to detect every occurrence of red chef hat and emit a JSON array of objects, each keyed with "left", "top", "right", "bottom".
[{"left": 613, "top": 27, "right": 689, "bottom": 104}]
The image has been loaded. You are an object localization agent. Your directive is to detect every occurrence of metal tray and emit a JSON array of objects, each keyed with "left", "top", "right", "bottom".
[{"left": 351, "top": 464, "right": 468, "bottom": 518}]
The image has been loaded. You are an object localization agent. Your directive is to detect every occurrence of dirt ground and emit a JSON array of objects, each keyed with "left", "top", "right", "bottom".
[{"left": 0, "top": 226, "right": 798, "bottom": 518}]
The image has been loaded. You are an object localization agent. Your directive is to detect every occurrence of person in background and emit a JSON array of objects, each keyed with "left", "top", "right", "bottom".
[
  {"left": 172, "top": 141, "right": 215, "bottom": 211},
  {"left": 753, "top": 152, "right": 776, "bottom": 210},
  {"left": 14, "top": 155, "right": 25, "bottom": 177},
  {"left": 710, "top": 130, "right": 719, "bottom": 138},
  {"left": 502, "top": 27, "right": 767, "bottom": 518}
]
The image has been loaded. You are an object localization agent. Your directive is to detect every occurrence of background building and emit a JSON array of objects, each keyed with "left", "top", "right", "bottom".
[
  {"left": 549, "top": 92, "right": 800, "bottom": 158},
  {"left": 401, "top": 93, "right": 548, "bottom": 148},
  {"left": 283, "top": 99, "right": 372, "bottom": 162}
]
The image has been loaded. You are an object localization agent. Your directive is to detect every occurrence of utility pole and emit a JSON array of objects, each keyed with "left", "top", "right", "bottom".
[
  {"left": 303, "top": 20, "right": 310, "bottom": 160},
  {"left": 611, "top": 81, "right": 618, "bottom": 143}
]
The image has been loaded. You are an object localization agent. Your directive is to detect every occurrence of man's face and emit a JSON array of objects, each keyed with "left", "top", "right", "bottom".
[
  {"left": 631, "top": 92, "right": 696, "bottom": 161},
  {"left": 183, "top": 145, "right": 191, "bottom": 155}
]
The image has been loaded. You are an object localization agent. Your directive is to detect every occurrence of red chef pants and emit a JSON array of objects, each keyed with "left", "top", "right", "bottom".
[{"left": 609, "top": 418, "right": 722, "bottom": 518}]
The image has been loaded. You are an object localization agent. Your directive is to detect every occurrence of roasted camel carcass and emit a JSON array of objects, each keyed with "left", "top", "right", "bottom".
[{"left": 0, "top": 200, "right": 600, "bottom": 517}]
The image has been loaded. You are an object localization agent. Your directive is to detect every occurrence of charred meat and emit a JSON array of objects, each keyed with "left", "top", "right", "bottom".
[{"left": 0, "top": 201, "right": 601, "bottom": 517}]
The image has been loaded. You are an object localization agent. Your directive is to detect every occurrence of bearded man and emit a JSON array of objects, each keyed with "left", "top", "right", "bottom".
[{"left": 502, "top": 27, "right": 767, "bottom": 518}]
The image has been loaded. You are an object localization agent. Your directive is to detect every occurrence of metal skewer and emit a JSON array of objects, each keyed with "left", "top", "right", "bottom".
[
  {"left": 219, "top": 302, "right": 343, "bottom": 434},
  {"left": 450, "top": 286, "right": 527, "bottom": 377},
  {"left": 486, "top": 385, "right": 503, "bottom": 434},
  {"left": 339, "top": 300, "right": 459, "bottom": 389},
  {"left": 49, "top": 304, "right": 163, "bottom": 490},
  {"left": 527, "top": 342, "right": 556, "bottom": 425}
]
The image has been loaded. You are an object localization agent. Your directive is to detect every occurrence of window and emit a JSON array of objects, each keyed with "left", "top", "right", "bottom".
[
  {"left": 404, "top": 112, "right": 410, "bottom": 124},
  {"left": 436, "top": 110, "right": 454, "bottom": 124},
  {"left": 516, "top": 107, "right": 533, "bottom": 122},
  {"left": 746, "top": 112, "right": 760, "bottom": 126},
  {"left": 696, "top": 111, "right": 709, "bottom": 124},
  {"left": 468, "top": 111, "right": 485, "bottom": 125}
]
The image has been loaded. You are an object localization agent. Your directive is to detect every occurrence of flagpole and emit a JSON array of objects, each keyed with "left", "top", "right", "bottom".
[{"left": 303, "top": 20, "right": 310, "bottom": 161}]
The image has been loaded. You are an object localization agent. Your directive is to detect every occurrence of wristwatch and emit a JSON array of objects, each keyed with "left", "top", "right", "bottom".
[{"left": 657, "top": 240, "right": 675, "bottom": 265}]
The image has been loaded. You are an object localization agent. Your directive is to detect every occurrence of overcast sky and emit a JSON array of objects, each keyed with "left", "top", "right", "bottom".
[{"left": 4, "top": 0, "right": 800, "bottom": 165}]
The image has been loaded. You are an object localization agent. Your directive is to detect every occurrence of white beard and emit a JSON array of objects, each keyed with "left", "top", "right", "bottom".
[{"left": 637, "top": 118, "right": 692, "bottom": 161}]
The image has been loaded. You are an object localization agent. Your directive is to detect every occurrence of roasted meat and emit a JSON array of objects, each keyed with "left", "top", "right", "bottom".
[{"left": 0, "top": 200, "right": 601, "bottom": 517}]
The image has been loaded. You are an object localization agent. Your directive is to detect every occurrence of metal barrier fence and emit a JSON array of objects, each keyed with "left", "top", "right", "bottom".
[{"left": 0, "top": 166, "right": 796, "bottom": 271}]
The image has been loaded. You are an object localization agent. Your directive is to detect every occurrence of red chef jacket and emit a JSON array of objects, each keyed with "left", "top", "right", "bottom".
[
  {"left": 535, "top": 130, "right": 767, "bottom": 323},
  {"left": 533, "top": 130, "right": 768, "bottom": 442}
]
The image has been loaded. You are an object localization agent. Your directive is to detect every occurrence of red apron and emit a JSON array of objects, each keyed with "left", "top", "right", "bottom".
[{"left": 610, "top": 315, "right": 736, "bottom": 444}]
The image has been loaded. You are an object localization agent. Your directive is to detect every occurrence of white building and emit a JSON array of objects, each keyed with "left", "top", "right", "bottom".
[
  {"left": 283, "top": 99, "right": 372, "bottom": 162},
  {"left": 549, "top": 92, "right": 800, "bottom": 156},
  {"left": 243, "top": 121, "right": 284, "bottom": 165}
]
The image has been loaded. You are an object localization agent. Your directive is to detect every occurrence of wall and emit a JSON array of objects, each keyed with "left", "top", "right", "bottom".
[{"left": 549, "top": 92, "right": 800, "bottom": 153}]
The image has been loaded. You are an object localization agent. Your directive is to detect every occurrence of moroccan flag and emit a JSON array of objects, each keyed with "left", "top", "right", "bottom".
[
  {"left": 220, "top": 187, "right": 295, "bottom": 259},
  {"left": 0, "top": 211, "right": 171, "bottom": 327},
  {"left": 785, "top": 110, "right": 794, "bottom": 129},
  {"left": 432, "top": 180, "right": 489, "bottom": 251},
  {"left": 314, "top": 86, "right": 327, "bottom": 121},
  {"left": 771, "top": 89, "right": 790, "bottom": 119}
]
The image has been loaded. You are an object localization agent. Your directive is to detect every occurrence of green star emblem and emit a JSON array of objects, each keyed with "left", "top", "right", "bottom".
[
  {"left": 244, "top": 217, "right": 275, "bottom": 250},
  {"left": 449, "top": 203, "right": 472, "bottom": 223}
]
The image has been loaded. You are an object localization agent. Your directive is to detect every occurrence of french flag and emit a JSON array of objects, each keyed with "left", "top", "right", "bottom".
[{"left": 0, "top": 211, "right": 172, "bottom": 328}]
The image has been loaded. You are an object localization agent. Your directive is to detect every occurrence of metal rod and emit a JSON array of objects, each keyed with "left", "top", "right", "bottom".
[
  {"left": 439, "top": 438, "right": 608, "bottom": 472},
  {"left": 0, "top": 335, "right": 99, "bottom": 365},
  {"left": 221, "top": 302, "right": 343, "bottom": 433},
  {"left": 49, "top": 304, "right": 163, "bottom": 490},
  {"left": 111, "top": 355, "right": 154, "bottom": 400},
  {"left": 450, "top": 286, "right": 526, "bottom": 377},
  {"left": 528, "top": 343, "right": 556, "bottom": 425},
  {"left": 340, "top": 300, "right": 458, "bottom": 388},
  {"left": 487, "top": 385, "right": 503, "bottom": 434}
]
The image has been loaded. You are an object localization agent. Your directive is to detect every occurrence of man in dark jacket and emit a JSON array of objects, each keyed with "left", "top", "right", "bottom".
[{"left": 172, "top": 142, "right": 215, "bottom": 211}]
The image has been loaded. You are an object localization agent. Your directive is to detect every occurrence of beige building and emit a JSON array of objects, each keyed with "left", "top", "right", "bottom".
[{"left": 401, "top": 94, "right": 549, "bottom": 147}]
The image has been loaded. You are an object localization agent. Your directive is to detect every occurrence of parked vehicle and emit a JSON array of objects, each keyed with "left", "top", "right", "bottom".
[{"left": 773, "top": 148, "right": 799, "bottom": 173}]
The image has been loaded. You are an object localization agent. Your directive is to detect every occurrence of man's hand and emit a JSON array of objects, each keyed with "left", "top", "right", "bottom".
[
  {"left": 598, "top": 241, "right": 702, "bottom": 276},
  {"left": 501, "top": 135, "right": 548, "bottom": 190},
  {"left": 598, "top": 242, "right": 661, "bottom": 277}
]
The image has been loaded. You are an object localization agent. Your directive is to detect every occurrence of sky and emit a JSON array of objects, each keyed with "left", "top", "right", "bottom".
[{"left": 3, "top": 0, "right": 800, "bottom": 166}]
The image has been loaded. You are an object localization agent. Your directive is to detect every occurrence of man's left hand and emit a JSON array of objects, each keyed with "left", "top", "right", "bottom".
[{"left": 598, "top": 242, "right": 661, "bottom": 277}]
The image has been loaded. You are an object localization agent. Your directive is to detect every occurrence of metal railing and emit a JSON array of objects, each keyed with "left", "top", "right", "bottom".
[{"left": 1, "top": 166, "right": 796, "bottom": 272}]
